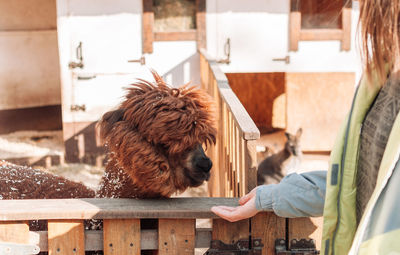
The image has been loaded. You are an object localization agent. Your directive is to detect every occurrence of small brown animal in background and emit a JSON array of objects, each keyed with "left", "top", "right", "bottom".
[
  {"left": 97, "top": 70, "right": 217, "bottom": 198},
  {"left": 257, "top": 128, "right": 302, "bottom": 185}
]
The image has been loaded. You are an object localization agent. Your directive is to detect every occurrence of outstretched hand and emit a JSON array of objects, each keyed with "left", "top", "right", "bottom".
[{"left": 211, "top": 187, "right": 259, "bottom": 222}]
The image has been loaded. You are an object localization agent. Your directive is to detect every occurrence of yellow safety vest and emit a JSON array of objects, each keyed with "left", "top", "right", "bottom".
[{"left": 322, "top": 73, "right": 400, "bottom": 254}]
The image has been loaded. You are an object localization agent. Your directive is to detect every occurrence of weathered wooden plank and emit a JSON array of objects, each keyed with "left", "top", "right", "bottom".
[
  {"left": 159, "top": 219, "right": 195, "bottom": 255},
  {"left": 33, "top": 228, "right": 212, "bottom": 251},
  {"left": 154, "top": 31, "right": 196, "bottom": 41},
  {"left": 289, "top": 9, "right": 301, "bottom": 51},
  {"left": 48, "top": 220, "right": 84, "bottom": 255},
  {"left": 246, "top": 140, "right": 258, "bottom": 192},
  {"left": 252, "top": 212, "right": 286, "bottom": 255},
  {"left": 341, "top": 7, "right": 351, "bottom": 51},
  {"left": 103, "top": 219, "right": 140, "bottom": 255},
  {"left": 0, "top": 198, "right": 240, "bottom": 220},
  {"left": 142, "top": 0, "right": 154, "bottom": 53},
  {"left": 288, "top": 217, "right": 323, "bottom": 251},
  {"left": 300, "top": 29, "right": 343, "bottom": 41},
  {"left": 196, "top": 0, "right": 206, "bottom": 50},
  {"left": 0, "top": 221, "right": 29, "bottom": 244},
  {"left": 212, "top": 219, "right": 249, "bottom": 245}
]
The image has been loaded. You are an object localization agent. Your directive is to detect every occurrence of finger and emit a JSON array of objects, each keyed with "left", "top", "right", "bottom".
[
  {"left": 212, "top": 197, "right": 258, "bottom": 222},
  {"left": 214, "top": 206, "right": 237, "bottom": 212}
]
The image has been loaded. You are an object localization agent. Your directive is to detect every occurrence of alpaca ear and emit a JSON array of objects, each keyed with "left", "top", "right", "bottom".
[
  {"left": 285, "top": 132, "right": 291, "bottom": 140},
  {"left": 296, "top": 128, "right": 303, "bottom": 138},
  {"left": 98, "top": 109, "right": 125, "bottom": 141}
]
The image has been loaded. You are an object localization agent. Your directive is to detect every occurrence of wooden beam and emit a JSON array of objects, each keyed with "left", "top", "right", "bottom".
[
  {"left": 142, "top": 0, "right": 154, "bottom": 53},
  {"left": 154, "top": 31, "right": 196, "bottom": 41},
  {"left": 0, "top": 197, "right": 240, "bottom": 220},
  {"left": 196, "top": 0, "right": 206, "bottom": 50},
  {"left": 300, "top": 29, "right": 343, "bottom": 41},
  {"left": 289, "top": 11, "right": 301, "bottom": 51},
  {"left": 48, "top": 220, "right": 85, "bottom": 255},
  {"left": 341, "top": 7, "right": 352, "bottom": 51},
  {"left": 159, "top": 219, "right": 195, "bottom": 255},
  {"left": 103, "top": 219, "right": 140, "bottom": 255}
]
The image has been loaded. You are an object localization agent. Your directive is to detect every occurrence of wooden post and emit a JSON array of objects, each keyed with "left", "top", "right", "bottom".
[
  {"left": 212, "top": 219, "right": 249, "bottom": 245},
  {"left": 158, "top": 219, "right": 195, "bottom": 255},
  {"left": 103, "top": 219, "right": 141, "bottom": 255},
  {"left": 288, "top": 217, "right": 323, "bottom": 251},
  {"left": 48, "top": 220, "right": 85, "bottom": 255},
  {"left": 0, "top": 221, "right": 29, "bottom": 244},
  {"left": 251, "top": 213, "right": 286, "bottom": 255},
  {"left": 142, "top": 0, "right": 154, "bottom": 53}
]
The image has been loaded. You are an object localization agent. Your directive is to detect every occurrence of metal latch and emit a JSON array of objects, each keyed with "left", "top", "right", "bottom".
[
  {"left": 0, "top": 242, "right": 40, "bottom": 255},
  {"left": 204, "top": 238, "right": 263, "bottom": 255},
  {"left": 275, "top": 239, "right": 319, "bottom": 255}
]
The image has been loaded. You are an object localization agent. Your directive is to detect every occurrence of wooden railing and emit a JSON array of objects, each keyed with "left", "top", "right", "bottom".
[
  {"left": 0, "top": 198, "right": 321, "bottom": 254},
  {"left": 199, "top": 49, "right": 260, "bottom": 198}
]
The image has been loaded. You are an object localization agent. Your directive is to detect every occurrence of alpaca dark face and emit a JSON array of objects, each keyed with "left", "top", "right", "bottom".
[{"left": 183, "top": 144, "right": 213, "bottom": 187}]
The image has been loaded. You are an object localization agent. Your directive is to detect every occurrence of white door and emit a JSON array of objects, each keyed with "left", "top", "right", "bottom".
[{"left": 58, "top": 0, "right": 200, "bottom": 125}]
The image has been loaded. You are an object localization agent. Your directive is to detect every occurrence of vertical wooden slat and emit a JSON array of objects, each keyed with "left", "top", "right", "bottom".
[
  {"left": 0, "top": 221, "right": 29, "bottom": 244},
  {"left": 159, "top": 219, "right": 195, "bottom": 255},
  {"left": 223, "top": 102, "right": 229, "bottom": 197},
  {"left": 288, "top": 217, "right": 323, "bottom": 251},
  {"left": 341, "top": 7, "right": 351, "bottom": 51},
  {"left": 212, "top": 219, "right": 249, "bottom": 245},
  {"left": 103, "top": 219, "right": 140, "bottom": 255},
  {"left": 48, "top": 220, "right": 84, "bottom": 255},
  {"left": 252, "top": 212, "right": 286, "bottom": 255},
  {"left": 239, "top": 131, "right": 246, "bottom": 197},
  {"left": 246, "top": 140, "right": 258, "bottom": 193},
  {"left": 228, "top": 111, "right": 233, "bottom": 197},
  {"left": 235, "top": 125, "right": 240, "bottom": 197},
  {"left": 142, "top": 0, "right": 154, "bottom": 53},
  {"left": 196, "top": 0, "right": 206, "bottom": 50}
]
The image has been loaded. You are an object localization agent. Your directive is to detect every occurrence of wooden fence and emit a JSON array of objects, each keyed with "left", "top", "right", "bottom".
[
  {"left": 0, "top": 198, "right": 321, "bottom": 254},
  {"left": 0, "top": 50, "right": 322, "bottom": 255},
  {"left": 199, "top": 49, "right": 260, "bottom": 198}
]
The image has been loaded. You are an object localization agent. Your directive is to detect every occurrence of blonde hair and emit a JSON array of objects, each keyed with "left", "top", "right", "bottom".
[{"left": 359, "top": 0, "right": 400, "bottom": 83}]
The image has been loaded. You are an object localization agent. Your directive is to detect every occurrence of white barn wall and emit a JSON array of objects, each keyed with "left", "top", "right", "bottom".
[{"left": 206, "top": 0, "right": 362, "bottom": 81}]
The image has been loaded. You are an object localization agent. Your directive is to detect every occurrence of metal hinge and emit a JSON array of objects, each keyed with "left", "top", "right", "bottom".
[
  {"left": 0, "top": 242, "right": 40, "bottom": 255},
  {"left": 204, "top": 238, "right": 263, "bottom": 255},
  {"left": 275, "top": 239, "right": 320, "bottom": 255},
  {"left": 70, "top": 104, "right": 86, "bottom": 112}
]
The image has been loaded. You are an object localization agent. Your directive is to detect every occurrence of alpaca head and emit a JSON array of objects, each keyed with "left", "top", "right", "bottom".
[{"left": 98, "top": 71, "right": 217, "bottom": 198}]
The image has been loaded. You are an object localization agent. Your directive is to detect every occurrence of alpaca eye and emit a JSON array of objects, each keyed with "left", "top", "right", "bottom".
[{"left": 193, "top": 121, "right": 197, "bottom": 125}]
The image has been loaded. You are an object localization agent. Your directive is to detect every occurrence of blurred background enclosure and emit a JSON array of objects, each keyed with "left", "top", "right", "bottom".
[{"left": 0, "top": 0, "right": 359, "bottom": 195}]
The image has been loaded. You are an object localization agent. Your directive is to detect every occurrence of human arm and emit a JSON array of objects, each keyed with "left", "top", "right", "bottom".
[{"left": 211, "top": 171, "right": 327, "bottom": 222}]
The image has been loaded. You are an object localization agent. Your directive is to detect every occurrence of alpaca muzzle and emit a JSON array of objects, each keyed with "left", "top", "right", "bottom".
[{"left": 194, "top": 156, "right": 213, "bottom": 173}]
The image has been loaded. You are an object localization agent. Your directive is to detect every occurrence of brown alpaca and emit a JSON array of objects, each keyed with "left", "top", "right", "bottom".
[
  {"left": 96, "top": 70, "right": 217, "bottom": 198},
  {"left": 257, "top": 128, "right": 302, "bottom": 185}
]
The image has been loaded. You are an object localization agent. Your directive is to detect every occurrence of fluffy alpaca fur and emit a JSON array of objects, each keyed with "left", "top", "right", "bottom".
[
  {"left": 97, "top": 71, "right": 217, "bottom": 198},
  {"left": 0, "top": 160, "right": 95, "bottom": 199}
]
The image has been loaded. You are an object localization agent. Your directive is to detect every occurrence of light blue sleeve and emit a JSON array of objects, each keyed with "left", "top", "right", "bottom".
[{"left": 255, "top": 171, "right": 327, "bottom": 218}]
